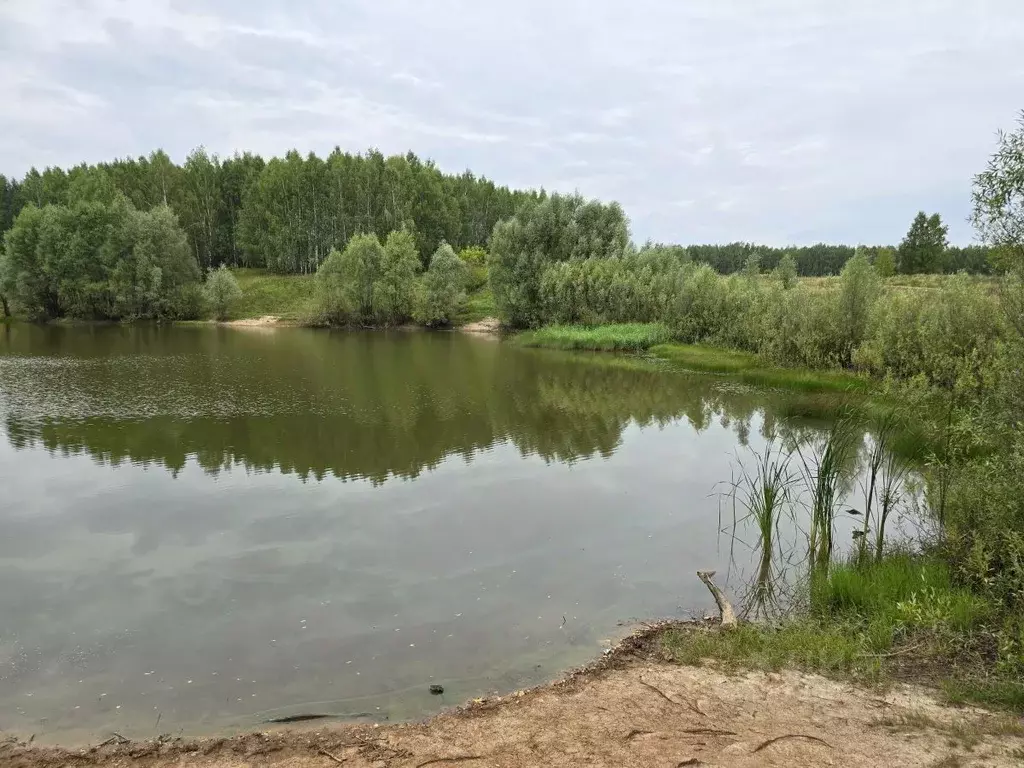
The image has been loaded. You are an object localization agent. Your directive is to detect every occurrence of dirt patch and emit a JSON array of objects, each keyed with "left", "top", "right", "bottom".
[
  {"left": 5, "top": 625, "right": 1022, "bottom": 768},
  {"left": 459, "top": 317, "right": 500, "bottom": 335},
  {"left": 224, "top": 315, "right": 282, "bottom": 327}
]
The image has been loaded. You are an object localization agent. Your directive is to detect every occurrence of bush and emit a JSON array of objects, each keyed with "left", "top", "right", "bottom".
[
  {"left": 459, "top": 246, "right": 488, "bottom": 291},
  {"left": 1, "top": 196, "right": 202, "bottom": 320},
  {"left": 315, "top": 233, "right": 384, "bottom": 324},
  {"left": 489, "top": 193, "right": 630, "bottom": 328},
  {"left": 874, "top": 247, "right": 896, "bottom": 278},
  {"left": 855, "top": 274, "right": 1002, "bottom": 385},
  {"left": 775, "top": 252, "right": 798, "bottom": 288},
  {"left": 373, "top": 230, "right": 420, "bottom": 324},
  {"left": 415, "top": 243, "right": 469, "bottom": 326},
  {"left": 837, "top": 251, "right": 880, "bottom": 365},
  {"left": 203, "top": 265, "right": 243, "bottom": 320}
]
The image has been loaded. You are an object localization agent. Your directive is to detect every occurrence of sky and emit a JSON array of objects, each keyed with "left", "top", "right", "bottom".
[{"left": 1, "top": 1, "right": 1023, "bottom": 246}]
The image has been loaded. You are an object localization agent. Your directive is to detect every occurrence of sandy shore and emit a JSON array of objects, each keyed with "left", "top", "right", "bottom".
[{"left": 5, "top": 624, "right": 1022, "bottom": 768}]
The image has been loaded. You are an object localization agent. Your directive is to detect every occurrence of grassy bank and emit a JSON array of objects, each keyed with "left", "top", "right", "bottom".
[
  {"left": 660, "top": 553, "right": 1024, "bottom": 712},
  {"left": 229, "top": 268, "right": 318, "bottom": 321},
  {"left": 649, "top": 343, "right": 871, "bottom": 393},
  {"left": 515, "top": 322, "right": 671, "bottom": 351},
  {"left": 510, "top": 322, "right": 871, "bottom": 394},
  {"left": 460, "top": 286, "right": 496, "bottom": 325}
]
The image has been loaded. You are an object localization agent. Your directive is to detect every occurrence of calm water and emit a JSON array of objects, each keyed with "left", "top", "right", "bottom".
[{"left": 0, "top": 325, "right": 859, "bottom": 744}]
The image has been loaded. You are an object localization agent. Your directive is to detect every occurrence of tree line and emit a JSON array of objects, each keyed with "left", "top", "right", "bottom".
[
  {"left": 1, "top": 146, "right": 1001, "bottom": 287},
  {"left": 0, "top": 147, "right": 537, "bottom": 277},
  {"left": 0, "top": 143, "right": 1010, "bottom": 322}
]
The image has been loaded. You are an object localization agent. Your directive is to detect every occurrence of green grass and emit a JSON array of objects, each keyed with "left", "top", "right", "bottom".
[
  {"left": 661, "top": 553, "right": 1024, "bottom": 712},
  {"left": 515, "top": 323, "right": 672, "bottom": 352},
  {"left": 229, "top": 268, "right": 317, "bottom": 321},
  {"left": 460, "top": 286, "right": 496, "bottom": 325},
  {"left": 649, "top": 343, "right": 872, "bottom": 394}
]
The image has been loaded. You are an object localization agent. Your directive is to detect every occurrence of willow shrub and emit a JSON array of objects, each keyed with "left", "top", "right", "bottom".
[
  {"left": 538, "top": 247, "right": 685, "bottom": 326},
  {"left": 415, "top": 243, "right": 469, "bottom": 326},
  {"left": 855, "top": 274, "right": 1002, "bottom": 386},
  {"left": 526, "top": 245, "right": 1003, "bottom": 392}
]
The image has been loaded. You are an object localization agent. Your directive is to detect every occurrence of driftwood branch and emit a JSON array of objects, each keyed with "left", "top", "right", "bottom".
[
  {"left": 753, "top": 734, "right": 833, "bottom": 752},
  {"left": 414, "top": 757, "right": 485, "bottom": 768},
  {"left": 318, "top": 748, "right": 346, "bottom": 764},
  {"left": 697, "top": 571, "right": 737, "bottom": 628}
]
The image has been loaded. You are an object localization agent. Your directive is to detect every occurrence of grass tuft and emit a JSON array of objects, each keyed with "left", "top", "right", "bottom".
[{"left": 515, "top": 323, "right": 672, "bottom": 352}]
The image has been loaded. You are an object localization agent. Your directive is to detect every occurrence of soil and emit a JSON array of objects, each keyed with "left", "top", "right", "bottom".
[
  {"left": 223, "top": 316, "right": 283, "bottom": 327},
  {"left": 5, "top": 625, "right": 1022, "bottom": 768},
  {"left": 458, "top": 317, "right": 500, "bottom": 335}
]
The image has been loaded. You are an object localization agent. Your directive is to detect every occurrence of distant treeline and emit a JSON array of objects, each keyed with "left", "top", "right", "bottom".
[
  {"left": 686, "top": 242, "right": 995, "bottom": 277},
  {"left": 0, "top": 147, "right": 995, "bottom": 315},
  {"left": 0, "top": 148, "right": 537, "bottom": 276}
]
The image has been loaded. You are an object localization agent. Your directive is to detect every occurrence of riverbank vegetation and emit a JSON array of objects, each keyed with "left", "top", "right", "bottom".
[{"left": 487, "top": 115, "right": 1024, "bottom": 711}]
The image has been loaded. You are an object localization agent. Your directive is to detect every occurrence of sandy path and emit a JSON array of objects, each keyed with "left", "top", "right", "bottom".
[{"left": 6, "top": 656, "right": 1022, "bottom": 768}]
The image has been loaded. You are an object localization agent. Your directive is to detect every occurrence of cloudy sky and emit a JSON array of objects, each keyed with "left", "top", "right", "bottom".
[{"left": 2, "top": 1, "right": 1022, "bottom": 245}]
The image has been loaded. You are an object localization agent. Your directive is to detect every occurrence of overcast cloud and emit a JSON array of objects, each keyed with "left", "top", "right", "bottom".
[{"left": 2, "top": 0, "right": 1023, "bottom": 244}]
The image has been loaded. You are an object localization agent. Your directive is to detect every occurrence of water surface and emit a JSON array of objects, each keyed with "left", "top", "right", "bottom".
[{"left": 0, "top": 324, "right": 855, "bottom": 744}]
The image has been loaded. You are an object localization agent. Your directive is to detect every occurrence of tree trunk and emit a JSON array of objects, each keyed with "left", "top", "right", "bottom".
[{"left": 0, "top": 293, "right": 9, "bottom": 318}]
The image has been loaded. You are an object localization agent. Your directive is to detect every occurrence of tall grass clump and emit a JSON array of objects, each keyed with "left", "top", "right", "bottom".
[
  {"left": 797, "top": 413, "right": 861, "bottom": 572},
  {"left": 854, "top": 409, "right": 912, "bottom": 562},
  {"left": 515, "top": 323, "right": 671, "bottom": 352},
  {"left": 724, "top": 442, "right": 799, "bottom": 618}
]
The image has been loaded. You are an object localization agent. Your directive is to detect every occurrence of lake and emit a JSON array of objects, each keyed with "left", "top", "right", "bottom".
[{"left": 0, "top": 324, "right": 865, "bottom": 744}]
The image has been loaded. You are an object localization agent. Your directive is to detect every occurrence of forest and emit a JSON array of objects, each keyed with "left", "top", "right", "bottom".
[{"left": 0, "top": 142, "right": 1005, "bottom": 323}]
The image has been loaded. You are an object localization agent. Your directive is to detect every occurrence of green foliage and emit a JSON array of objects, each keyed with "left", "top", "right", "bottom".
[
  {"left": 874, "top": 247, "right": 896, "bottom": 277},
  {"left": 414, "top": 243, "right": 469, "bottom": 326},
  {"left": 855, "top": 274, "right": 1002, "bottom": 386},
  {"left": 774, "top": 252, "right": 798, "bottom": 288},
  {"left": 662, "top": 553, "right": 1022, "bottom": 710},
  {"left": 741, "top": 252, "right": 762, "bottom": 279},
  {"left": 461, "top": 285, "right": 496, "bottom": 324},
  {"left": 459, "top": 246, "right": 488, "bottom": 291},
  {"left": 232, "top": 149, "right": 530, "bottom": 273},
  {"left": 374, "top": 229, "right": 421, "bottom": 324},
  {"left": 114, "top": 204, "right": 202, "bottom": 319},
  {"left": 229, "top": 269, "right": 317, "bottom": 322},
  {"left": 648, "top": 344, "right": 870, "bottom": 393},
  {"left": 972, "top": 110, "right": 1024, "bottom": 273},
  {"left": 488, "top": 193, "right": 630, "bottom": 327},
  {"left": 538, "top": 246, "right": 684, "bottom": 326},
  {"left": 1, "top": 195, "right": 201, "bottom": 320},
  {"left": 515, "top": 323, "right": 671, "bottom": 352},
  {"left": 899, "top": 212, "right": 948, "bottom": 274},
  {"left": 837, "top": 251, "right": 880, "bottom": 365},
  {"left": 202, "top": 265, "right": 242, "bottom": 320},
  {"left": 315, "top": 233, "right": 383, "bottom": 324}
]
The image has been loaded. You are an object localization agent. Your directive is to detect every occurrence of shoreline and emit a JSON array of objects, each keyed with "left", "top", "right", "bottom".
[{"left": 6, "top": 620, "right": 1023, "bottom": 768}]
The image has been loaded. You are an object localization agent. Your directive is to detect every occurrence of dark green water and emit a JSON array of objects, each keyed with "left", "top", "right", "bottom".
[{"left": 0, "top": 325, "right": 853, "bottom": 744}]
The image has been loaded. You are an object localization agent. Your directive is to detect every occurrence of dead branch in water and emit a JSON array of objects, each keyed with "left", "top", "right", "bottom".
[{"left": 697, "top": 570, "right": 737, "bottom": 628}]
